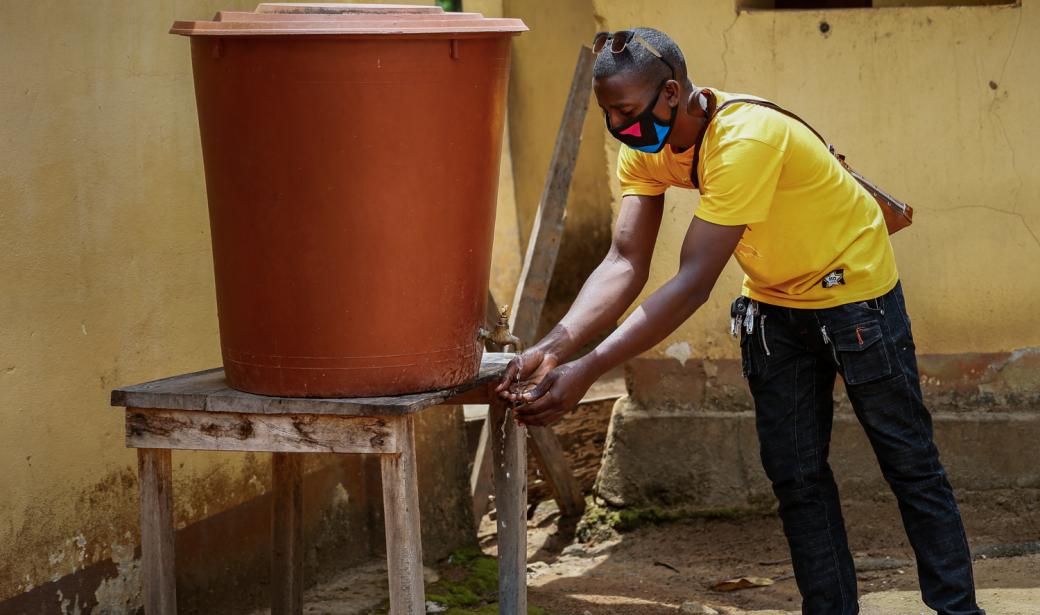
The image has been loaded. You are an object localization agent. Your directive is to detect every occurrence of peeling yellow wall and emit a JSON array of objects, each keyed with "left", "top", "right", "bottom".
[
  {"left": 502, "top": 0, "right": 615, "bottom": 338},
  {"left": 0, "top": 0, "right": 516, "bottom": 606},
  {"left": 465, "top": 0, "right": 525, "bottom": 307},
  {"left": 6, "top": 0, "right": 1035, "bottom": 604},
  {"left": 504, "top": 0, "right": 611, "bottom": 248},
  {"left": 0, "top": 1, "right": 274, "bottom": 601},
  {"left": 590, "top": 0, "right": 1039, "bottom": 359}
]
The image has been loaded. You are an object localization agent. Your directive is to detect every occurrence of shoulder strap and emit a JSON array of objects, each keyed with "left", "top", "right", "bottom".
[{"left": 689, "top": 95, "right": 831, "bottom": 189}]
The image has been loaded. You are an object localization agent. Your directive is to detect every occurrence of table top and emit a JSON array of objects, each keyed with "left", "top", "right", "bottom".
[{"left": 111, "top": 352, "right": 513, "bottom": 416}]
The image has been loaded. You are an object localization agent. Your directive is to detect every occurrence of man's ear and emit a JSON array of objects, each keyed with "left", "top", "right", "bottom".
[{"left": 665, "top": 80, "right": 682, "bottom": 107}]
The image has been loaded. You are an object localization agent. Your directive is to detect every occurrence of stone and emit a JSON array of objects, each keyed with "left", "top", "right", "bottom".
[
  {"left": 593, "top": 396, "right": 770, "bottom": 509},
  {"left": 680, "top": 601, "right": 719, "bottom": 614},
  {"left": 525, "top": 560, "right": 550, "bottom": 577},
  {"left": 860, "top": 588, "right": 1040, "bottom": 614}
]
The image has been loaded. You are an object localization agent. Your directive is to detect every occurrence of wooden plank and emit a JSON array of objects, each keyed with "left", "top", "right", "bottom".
[
  {"left": 138, "top": 448, "right": 177, "bottom": 615},
  {"left": 507, "top": 46, "right": 595, "bottom": 519},
  {"left": 469, "top": 290, "right": 507, "bottom": 527},
  {"left": 486, "top": 288, "right": 502, "bottom": 333},
  {"left": 111, "top": 353, "right": 511, "bottom": 417},
  {"left": 256, "top": 2, "right": 443, "bottom": 13},
  {"left": 126, "top": 408, "right": 398, "bottom": 454},
  {"left": 442, "top": 387, "right": 496, "bottom": 405},
  {"left": 380, "top": 416, "right": 426, "bottom": 614},
  {"left": 528, "top": 427, "right": 585, "bottom": 514},
  {"left": 469, "top": 415, "right": 495, "bottom": 528},
  {"left": 527, "top": 433, "right": 584, "bottom": 516},
  {"left": 488, "top": 389, "right": 527, "bottom": 614},
  {"left": 271, "top": 453, "right": 304, "bottom": 615},
  {"left": 509, "top": 46, "right": 595, "bottom": 342}
]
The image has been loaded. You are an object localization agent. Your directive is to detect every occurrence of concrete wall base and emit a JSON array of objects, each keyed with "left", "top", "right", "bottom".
[{"left": 595, "top": 353, "right": 1040, "bottom": 509}]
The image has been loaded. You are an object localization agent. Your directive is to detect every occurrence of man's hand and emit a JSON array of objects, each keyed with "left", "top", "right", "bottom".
[
  {"left": 491, "top": 194, "right": 662, "bottom": 407},
  {"left": 510, "top": 360, "right": 596, "bottom": 427},
  {"left": 495, "top": 348, "right": 559, "bottom": 403}
]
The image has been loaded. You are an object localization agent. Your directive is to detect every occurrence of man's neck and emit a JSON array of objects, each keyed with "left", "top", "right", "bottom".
[{"left": 668, "top": 87, "right": 710, "bottom": 153}]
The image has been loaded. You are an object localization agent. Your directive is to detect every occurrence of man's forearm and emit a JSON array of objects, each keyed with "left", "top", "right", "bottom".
[
  {"left": 532, "top": 252, "right": 648, "bottom": 360},
  {"left": 576, "top": 272, "right": 708, "bottom": 378}
]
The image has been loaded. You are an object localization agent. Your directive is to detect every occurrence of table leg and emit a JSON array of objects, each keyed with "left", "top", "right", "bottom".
[
  {"left": 272, "top": 452, "right": 304, "bottom": 615},
  {"left": 381, "top": 415, "right": 425, "bottom": 614},
  {"left": 470, "top": 415, "right": 495, "bottom": 529},
  {"left": 138, "top": 448, "right": 177, "bottom": 615},
  {"left": 489, "top": 393, "right": 527, "bottom": 614}
]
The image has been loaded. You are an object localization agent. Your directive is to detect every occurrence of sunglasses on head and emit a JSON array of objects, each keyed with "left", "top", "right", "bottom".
[{"left": 592, "top": 30, "right": 675, "bottom": 78}]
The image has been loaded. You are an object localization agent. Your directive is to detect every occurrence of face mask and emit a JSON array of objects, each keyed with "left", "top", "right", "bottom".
[{"left": 605, "top": 80, "right": 677, "bottom": 153}]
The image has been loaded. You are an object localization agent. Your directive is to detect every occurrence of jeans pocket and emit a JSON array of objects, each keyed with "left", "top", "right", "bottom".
[
  {"left": 832, "top": 321, "right": 892, "bottom": 385},
  {"left": 849, "top": 296, "right": 884, "bottom": 315}
]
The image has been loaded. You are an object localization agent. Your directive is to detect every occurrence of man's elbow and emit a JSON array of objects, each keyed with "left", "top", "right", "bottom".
[
  {"left": 632, "top": 265, "right": 651, "bottom": 291},
  {"left": 686, "top": 287, "right": 712, "bottom": 312},
  {"left": 606, "top": 249, "right": 651, "bottom": 292},
  {"left": 675, "top": 271, "right": 712, "bottom": 312}
]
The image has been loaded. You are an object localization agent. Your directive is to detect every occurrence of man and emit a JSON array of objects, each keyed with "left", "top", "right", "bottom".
[{"left": 495, "top": 27, "right": 983, "bottom": 615}]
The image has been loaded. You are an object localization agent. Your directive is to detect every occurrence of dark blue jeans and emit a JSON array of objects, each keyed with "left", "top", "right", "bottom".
[{"left": 739, "top": 281, "right": 983, "bottom": 615}]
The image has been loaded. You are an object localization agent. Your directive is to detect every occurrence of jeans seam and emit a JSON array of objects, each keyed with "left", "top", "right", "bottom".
[
  {"left": 810, "top": 358, "right": 818, "bottom": 477},
  {"left": 895, "top": 284, "right": 914, "bottom": 334},
  {"left": 799, "top": 355, "right": 852, "bottom": 613},
  {"left": 806, "top": 312, "right": 854, "bottom": 613},
  {"left": 822, "top": 493, "right": 852, "bottom": 613},
  {"left": 882, "top": 287, "right": 979, "bottom": 610},
  {"left": 813, "top": 356, "right": 851, "bottom": 613},
  {"left": 793, "top": 357, "right": 801, "bottom": 489},
  {"left": 879, "top": 294, "right": 931, "bottom": 453}
]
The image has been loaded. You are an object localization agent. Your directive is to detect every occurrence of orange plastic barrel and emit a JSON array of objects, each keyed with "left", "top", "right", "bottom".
[{"left": 171, "top": 4, "right": 527, "bottom": 397}]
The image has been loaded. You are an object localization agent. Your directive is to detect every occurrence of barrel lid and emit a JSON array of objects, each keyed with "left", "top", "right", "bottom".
[{"left": 171, "top": 3, "right": 528, "bottom": 36}]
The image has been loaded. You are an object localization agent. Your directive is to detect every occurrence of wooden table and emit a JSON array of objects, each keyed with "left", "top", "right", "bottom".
[{"left": 110, "top": 352, "right": 528, "bottom": 615}]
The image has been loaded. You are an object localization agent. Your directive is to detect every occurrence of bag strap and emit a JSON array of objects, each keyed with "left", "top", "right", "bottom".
[
  {"left": 688, "top": 93, "right": 914, "bottom": 232},
  {"left": 689, "top": 94, "right": 832, "bottom": 189}
]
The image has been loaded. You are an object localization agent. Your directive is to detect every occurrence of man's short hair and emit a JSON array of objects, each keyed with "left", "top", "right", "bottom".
[{"left": 592, "top": 28, "right": 690, "bottom": 89}]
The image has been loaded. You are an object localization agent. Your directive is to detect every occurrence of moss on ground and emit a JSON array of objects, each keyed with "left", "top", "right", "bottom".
[
  {"left": 370, "top": 546, "right": 550, "bottom": 614},
  {"left": 577, "top": 497, "right": 757, "bottom": 542},
  {"left": 424, "top": 547, "right": 499, "bottom": 608}
]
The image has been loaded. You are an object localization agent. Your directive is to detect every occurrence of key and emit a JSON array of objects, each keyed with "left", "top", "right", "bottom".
[
  {"left": 745, "top": 301, "right": 756, "bottom": 335},
  {"left": 730, "top": 297, "right": 746, "bottom": 338}
]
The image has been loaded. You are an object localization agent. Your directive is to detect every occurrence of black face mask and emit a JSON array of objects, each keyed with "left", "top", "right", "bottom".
[{"left": 605, "top": 80, "right": 677, "bottom": 154}]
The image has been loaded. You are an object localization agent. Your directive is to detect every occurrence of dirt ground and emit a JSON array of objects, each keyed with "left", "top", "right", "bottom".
[
  {"left": 253, "top": 488, "right": 1038, "bottom": 615},
  {"left": 483, "top": 490, "right": 1040, "bottom": 614}
]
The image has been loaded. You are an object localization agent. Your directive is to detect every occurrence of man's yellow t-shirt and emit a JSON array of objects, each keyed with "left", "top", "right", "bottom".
[{"left": 617, "top": 88, "right": 898, "bottom": 309}]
